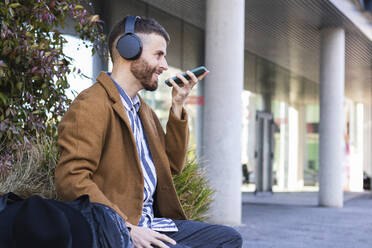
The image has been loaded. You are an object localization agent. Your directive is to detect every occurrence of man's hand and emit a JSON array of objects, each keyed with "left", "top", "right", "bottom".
[
  {"left": 168, "top": 70, "right": 209, "bottom": 119},
  {"left": 126, "top": 222, "right": 176, "bottom": 248}
]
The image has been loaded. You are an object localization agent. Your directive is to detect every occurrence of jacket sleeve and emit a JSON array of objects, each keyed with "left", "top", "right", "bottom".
[
  {"left": 155, "top": 107, "right": 189, "bottom": 175},
  {"left": 55, "top": 91, "right": 128, "bottom": 221}
]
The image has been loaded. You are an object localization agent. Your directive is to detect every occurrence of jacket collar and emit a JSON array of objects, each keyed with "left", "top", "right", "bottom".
[
  {"left": 95, "top": 71, "right": 153, "bottom": 132},
  {"left": 96, "top": 72, "right": 121, "bottom": 103},
  {"left": 96, "top": 72, "right": 134, "bottom": 135},
  {"left": 96, "top": 71, "right": 146, "bottom": 113}
]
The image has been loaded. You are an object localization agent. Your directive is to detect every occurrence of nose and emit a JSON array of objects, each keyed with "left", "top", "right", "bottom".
[{"left": 160, "top": 57, "right": 168, "bottom": 71}]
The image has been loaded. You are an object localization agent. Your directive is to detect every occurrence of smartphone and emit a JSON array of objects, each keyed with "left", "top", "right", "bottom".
[{"left": 165, "top": 66, "right": 208, "bottom": 87}]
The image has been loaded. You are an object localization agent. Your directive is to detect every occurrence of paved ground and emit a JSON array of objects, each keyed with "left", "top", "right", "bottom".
[{"left": 234, "top": 191, "right": 372, "bottom": 248}]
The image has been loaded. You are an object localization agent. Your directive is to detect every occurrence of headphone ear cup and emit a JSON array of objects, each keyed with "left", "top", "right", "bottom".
[{"left": 116, "top": 34, "right": 143, "bottom": 60}]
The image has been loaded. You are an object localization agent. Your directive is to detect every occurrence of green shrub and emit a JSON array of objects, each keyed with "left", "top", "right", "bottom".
[
  {"left": 173, "top": 152, "right": 215, "bottom": 221},
  {"left": 0, "top": 133, "right": 59, "bottom": 200}
]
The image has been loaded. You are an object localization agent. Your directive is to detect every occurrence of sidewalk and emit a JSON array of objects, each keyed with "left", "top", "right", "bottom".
[{"left": 234, "top": 191, "right": 372, "bottom": 248}]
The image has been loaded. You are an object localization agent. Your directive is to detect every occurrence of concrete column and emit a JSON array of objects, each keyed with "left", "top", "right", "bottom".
[
  {"left": 248, "top": 94, "right": 257, "bottom": 174},
  {"left": 318, "top": 28, "right": 345, "bottom": 207},
  {"left": 195, "top": 83, "right": 205, "bottom": 161},
  {"left": 263, "top": 93, "right": 272, "bottom": 113},
  {"left": 297, "top": 104, "right": 306, "bottom": 188},
  {"left": 288, "top": 105, "right": 299, "bottom": 190},
  {"left": 277, "top": 102, "right": 288, "bottom": 190},
  {"left": 350, "top": 103, "right": 364, "bottom": 191},
  {"left": 203, "top": 0, "right": 245, "bottom": 225},
  {"left": 364, "top": 104, "right": 372, "bottom": 187}
]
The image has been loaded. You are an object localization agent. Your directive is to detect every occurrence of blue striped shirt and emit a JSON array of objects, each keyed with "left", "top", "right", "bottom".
[{"left": 109, "top": 74, "right": 178, "bottom": 232}]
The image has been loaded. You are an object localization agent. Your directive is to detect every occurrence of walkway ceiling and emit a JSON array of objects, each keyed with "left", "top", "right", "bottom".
[{"left": 140, "top": 0, "right": 372, "bottom": 103}]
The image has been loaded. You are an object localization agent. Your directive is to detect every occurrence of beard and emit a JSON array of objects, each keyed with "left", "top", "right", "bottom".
[{"left": 130, "top": 57, "right": 159, "bottom": 91}]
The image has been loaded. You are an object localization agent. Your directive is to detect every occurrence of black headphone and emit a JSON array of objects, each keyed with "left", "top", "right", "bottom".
[{"left": 116, "top": 16, "right": 142, "bottom": 60}]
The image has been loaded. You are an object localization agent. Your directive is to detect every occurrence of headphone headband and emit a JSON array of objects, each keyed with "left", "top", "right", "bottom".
[{"left": 125, "top": 16, "right": 139, "bottom": 34}]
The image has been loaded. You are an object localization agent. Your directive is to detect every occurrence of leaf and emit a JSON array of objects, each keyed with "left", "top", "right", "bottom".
[
  {"left": 15, "top": 56, "right": 21, "bottom": 64},
  {"left": 0, "top": 92, "right": 7, "bottom": 104},
  {"left": 7, "top": 130, "right": 12, "bottom": 139},
  {"left": 9, "top": 3, "right": 21, "bottom": 8},
  {"left": 16, "top": 81, "right": 22, "bottom": 91},
  {"left": 89, "top": 14, "right": 100, "bottom": 23},
  {"left": 31, "top": 75, "right": 40, "bottom": 81},
  {"left": 74, "top": 5, "right": 84, "bottom": 10},
  {"left": 8, "top": 7, "right": 14, "bottom": 17}
]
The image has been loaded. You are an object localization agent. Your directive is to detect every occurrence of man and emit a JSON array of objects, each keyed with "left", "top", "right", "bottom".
[{"left": 55, "top": 16, "right": 242, "bottom": 248}]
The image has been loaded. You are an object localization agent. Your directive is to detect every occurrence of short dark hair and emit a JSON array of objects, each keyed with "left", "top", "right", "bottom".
[{"left": 108, "top": 16, "right": 170, "bottom": 63}]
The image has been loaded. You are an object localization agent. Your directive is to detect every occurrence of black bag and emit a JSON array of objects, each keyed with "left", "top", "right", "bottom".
[
  {"left": 0, "top": 192, "right": 93, "bottom": 248},
  {"left": 0, "top": 192, "right": 133, "bottom": 248}
]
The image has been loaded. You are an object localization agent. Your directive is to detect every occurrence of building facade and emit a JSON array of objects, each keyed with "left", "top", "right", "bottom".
[{"left": 66, "top": 0, "right": 372, "bottom": 224}]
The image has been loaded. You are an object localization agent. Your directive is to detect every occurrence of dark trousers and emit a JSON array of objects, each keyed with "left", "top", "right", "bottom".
[{"left": 160, "top": 220, "right": 242, "bottom": 248}]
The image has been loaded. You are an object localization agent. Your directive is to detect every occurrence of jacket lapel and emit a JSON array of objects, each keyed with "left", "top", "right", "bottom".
[
  {"left": 96, "top": 72, "right": 144, "bottom": 176},
  {"left": 96, "top": 72, "right": 168, "bottom": 183},
  {"left": 96, "top": 72, "right": 132, "bottom": 130}
]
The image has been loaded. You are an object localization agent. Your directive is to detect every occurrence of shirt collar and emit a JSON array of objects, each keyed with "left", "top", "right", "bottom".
[{"left": 106, "top": 72, "right": 141, "bottom": 112}]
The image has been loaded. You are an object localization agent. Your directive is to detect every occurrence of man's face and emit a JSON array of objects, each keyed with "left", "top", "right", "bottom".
[{"left": 130, "top": 33, "right": 168, "bottom": 91}]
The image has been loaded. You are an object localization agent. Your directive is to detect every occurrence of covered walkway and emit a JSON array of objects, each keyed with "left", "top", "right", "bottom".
[{"left": 235, "top": 192, "right": 372, "bottom": 247}]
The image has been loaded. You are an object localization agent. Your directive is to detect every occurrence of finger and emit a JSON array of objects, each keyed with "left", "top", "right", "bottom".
[
  {"left": 197, "top": 71, "right": 209, "bottom": 81},
  {"left": 155, "top": 233, "right": 177, "bottom": 245},
  {"left": 151, "top": 238, "right": 170, "bottom": 248},
  {"left": 175, "top": 73, "right": 191, "bottom": 87},
  {"left": 185, "top": 70, "right": 198, "bottom": 85},
  {"left": 169, "top": 78, "right": 182, "bottom": 91},
  {"left": 140, "top": 238, "right": 153, "bottom": 248},
  {"left": 143, "top": 243, "right": 153, "bottom": 248},
  {"left": 135, "top": 239, "right": 149, "bottom": 248}
]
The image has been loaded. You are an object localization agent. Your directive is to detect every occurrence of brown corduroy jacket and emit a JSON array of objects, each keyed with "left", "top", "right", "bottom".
[{"left": 55, "top": 72, "right": 188, "bottom": 224}]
